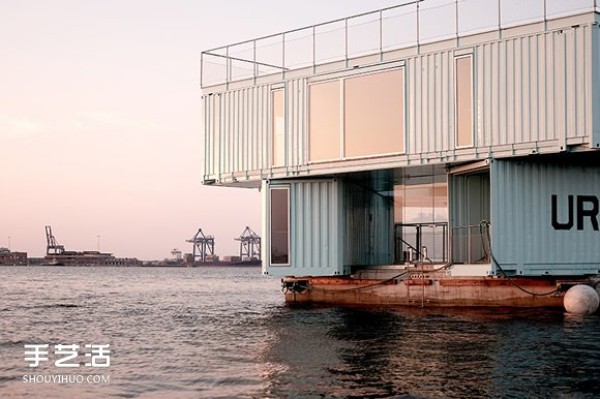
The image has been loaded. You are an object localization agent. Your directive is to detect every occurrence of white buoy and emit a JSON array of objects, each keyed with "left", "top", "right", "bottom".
[{"left": 563, "top": 285, "right": 600, "bottom": 315}]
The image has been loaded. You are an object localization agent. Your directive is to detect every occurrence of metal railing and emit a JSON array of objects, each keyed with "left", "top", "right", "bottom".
[
  {"left": 201, "top": 0, "right": 598, "bottom": 88},
  {"left": 395, "top": 222, "right": 448, "bottom": 264}
]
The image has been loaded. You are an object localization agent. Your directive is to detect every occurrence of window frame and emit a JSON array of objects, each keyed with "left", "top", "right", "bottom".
[
  {"left": 269, "top": 185, "right": 291, "bottom": 266},
  {"left": 454, "top": 54, "right": 475, "bottom": 148},
  {"left": 343, "top": 67, "right": 406, "bottom": 159},
  {"left": 307, "top": 79, "right": 342, "bottom": 162},
  {"left": 271, "top": 87, "right": 286, "bottom": 166}
]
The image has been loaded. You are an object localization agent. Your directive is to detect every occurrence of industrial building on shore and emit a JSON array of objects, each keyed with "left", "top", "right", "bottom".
[
  {"left": 0, "top": 248, "right": 27, "bottom": 266},
  {"left": 0, "top": 225, "right": 261, "bottom": 267}
]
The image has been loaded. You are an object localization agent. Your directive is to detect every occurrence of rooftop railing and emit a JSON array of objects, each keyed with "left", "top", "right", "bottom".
[{"left": 200, "top": 0, "right": 598, "bottom": 88}]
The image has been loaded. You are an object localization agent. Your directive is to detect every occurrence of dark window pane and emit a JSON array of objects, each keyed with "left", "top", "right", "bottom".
[{"left": 270, "top": 187, "right": 289, "bottom": 264}]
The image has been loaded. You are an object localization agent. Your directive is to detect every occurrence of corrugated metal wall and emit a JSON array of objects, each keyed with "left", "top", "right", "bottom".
[
  {"left": 264, "top": 180, "right": 345, "bottom": 277},
  {"left": 408, "top": 23, "right": 593, "bottom": 152},
  {"left": 203, "top": 86, "right": 271, "bottom": 179},
  {"left": 476, "top": 25, "right": 592, "bottom": 148},
  {"left": 491, "top": 158, "right": 600, "bottom": 276},
  {"left": 203, "top": 80, "right": 306, "bottom": 182},
  {"left": 204, "top": 86, "right": 271, "bottom": 177},
  {"left": 203, "top": 16, "right": 597, "bottom": 184},
  {"left": 290, "top": 180, "right": 343, "bottom": 275}
]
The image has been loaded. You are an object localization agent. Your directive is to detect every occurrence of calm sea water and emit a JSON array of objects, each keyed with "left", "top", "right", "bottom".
[{"left": 1, "top": 266, "right": 599, "bottom": 399}]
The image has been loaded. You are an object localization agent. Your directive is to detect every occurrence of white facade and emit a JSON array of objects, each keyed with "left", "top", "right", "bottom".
[{"left": 203, "top": 10, "right": 600, "bottom": 186}]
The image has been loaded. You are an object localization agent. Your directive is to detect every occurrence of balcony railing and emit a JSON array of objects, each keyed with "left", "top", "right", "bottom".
[
  {"left": 201, "top": 0, "right": 598, "bottom": 88},
  {"left": 395, "top": 222, "right": 448, "bottom": 264}
]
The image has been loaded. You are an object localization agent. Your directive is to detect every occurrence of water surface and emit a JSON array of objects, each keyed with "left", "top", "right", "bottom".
[{"left": 1, "top": 266, "right": 599, "bottom": 398}]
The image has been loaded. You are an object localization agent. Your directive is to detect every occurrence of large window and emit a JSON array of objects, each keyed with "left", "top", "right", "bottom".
[
  {"left": 270, "top": 186, "right": 290, "bottom": 265},
  {"left": 308, "top": 80, "right": 340, "bottom": 161},
  {"left": 394, "top": 179, "right": 448, "bottom": 225},
  {"left": 308, "top": 68, "right": 405, "bottom": 162},
  {"left": 455, "top": 55, "right": 474, "bottom": 147},
  {"left": 345, "top": 69, "right": 404, "bottom": 157},
  {"left": 272, "top": 89, "right": 285, "bottom": 166},
  {"left": 393, "top": 166, "right": 448, "bottom": 263}
]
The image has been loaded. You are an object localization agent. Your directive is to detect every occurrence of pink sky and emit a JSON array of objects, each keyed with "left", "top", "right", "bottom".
[{"left": 0, "top": 0, "right": 403, "bottom": 260}]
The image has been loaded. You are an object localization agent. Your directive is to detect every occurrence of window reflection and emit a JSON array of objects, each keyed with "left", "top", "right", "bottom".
[
  {"left": 309, "top": 80, "right": 341, "bottom": 161},
  {"left": 394, "top": 179, "right": 448, "bottom": 224},
  {"left": 394, "top": 170, "right": 448, "bottom": 263},
  {"left": 455, "top": 55, "right": 473, "bottom": 147},
  {"left": 345, "top": 69, "right": 404, "bottom": 157},
  {"left": 308, "top": 68, "right": 405, "bottom": 162},
  {"left": 272, "top": 89, "right": 285, "bottom": 166}
]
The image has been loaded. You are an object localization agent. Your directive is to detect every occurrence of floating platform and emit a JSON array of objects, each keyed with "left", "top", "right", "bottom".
[{"left": 281, "top": 267, "right": 600, "bottom": 309}]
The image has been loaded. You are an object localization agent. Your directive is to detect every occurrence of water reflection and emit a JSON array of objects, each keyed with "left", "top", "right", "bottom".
[
  {"left": 261, "top": 305, "right": 600, "bottom": 399},
  {"left": 1, "top": 267, "right": 598, "bottom": 399}
]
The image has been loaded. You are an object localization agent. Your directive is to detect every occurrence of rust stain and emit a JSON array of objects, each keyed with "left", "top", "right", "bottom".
[
  {"left": 282, "top": 275, "right": 600, "bottom": 307},
  {"left": 281, "top": 274, "right": 583, "bottom": 308},
  {"left": 438, "top": 278, "right": 557, "bottom": 287},
  {"left": 404, "top": 279, "right": 433, "bottom": 286},
  {"left": 285, "top": 276, "right": 396, "bottom": 286}
]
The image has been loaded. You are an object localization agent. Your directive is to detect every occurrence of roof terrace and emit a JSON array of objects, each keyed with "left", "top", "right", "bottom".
[{"left": 200, "top": 0, "right": 599, "bottom": 89}]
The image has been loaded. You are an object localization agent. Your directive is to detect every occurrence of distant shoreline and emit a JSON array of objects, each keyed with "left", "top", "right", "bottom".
[{"left": 1, "top": 262, "right": 261, "bottom": 268}]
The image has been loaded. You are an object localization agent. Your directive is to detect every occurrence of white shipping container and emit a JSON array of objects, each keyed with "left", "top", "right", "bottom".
[{"left": 203, "top": 13, "right": 599, "bottom": 185}]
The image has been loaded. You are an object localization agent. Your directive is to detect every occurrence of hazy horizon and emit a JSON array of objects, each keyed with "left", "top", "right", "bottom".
[{"left": 0, "top": 0, "right": 403, "bottom": 259}]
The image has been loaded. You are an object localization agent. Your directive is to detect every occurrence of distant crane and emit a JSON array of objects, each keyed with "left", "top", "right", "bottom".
[
  {"left": 186, "top": 228, "right": 215, "bottom": 262},
  {"left": 235, "top": 226, "right": 261, "bottom": 261},
  {"left": 45, "top": 226, "right": 65, "bottom": 255}
]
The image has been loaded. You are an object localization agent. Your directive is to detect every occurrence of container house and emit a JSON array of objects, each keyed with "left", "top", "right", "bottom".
[{"left": 201, "top": 0, "right": 600, "bottom": 310}]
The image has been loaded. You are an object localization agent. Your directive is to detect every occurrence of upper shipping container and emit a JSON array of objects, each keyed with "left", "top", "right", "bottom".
[{"left": 202, "top": 5, "right": 600, "bottom": 186}]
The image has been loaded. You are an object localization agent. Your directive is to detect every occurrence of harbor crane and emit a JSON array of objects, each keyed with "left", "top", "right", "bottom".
[
  {"left": 186, "top": 228, "right": 215, "bottom": 262},
  {"left": 235, "top": 226, "right": 261, "bottom": 261},
  {"left": 45, "top": 226, "right": 65, "bottom": 255}
]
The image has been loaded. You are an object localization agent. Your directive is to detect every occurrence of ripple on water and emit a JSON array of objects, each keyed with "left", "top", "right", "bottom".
[{"left": 0, "top": 266, "right": 599, "bottom": 399}]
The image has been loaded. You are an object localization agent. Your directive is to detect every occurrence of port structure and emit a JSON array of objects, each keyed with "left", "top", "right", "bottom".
[
  {"left": 186, "top": 228, "right": 215, "bottom": 262},
  {"left": 235, "top": 226, "right": 261, "bottom": 261},
  {"left": 171, "top": 248, "right": 182, "bottom": 261},
  {"left": 45, "top": 226, "right": 65, "bottom": 255}
]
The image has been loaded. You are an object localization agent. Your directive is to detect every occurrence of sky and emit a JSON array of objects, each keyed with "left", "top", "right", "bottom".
[{"left": 0, "top": 0, "right": 404, "bottom": 260}]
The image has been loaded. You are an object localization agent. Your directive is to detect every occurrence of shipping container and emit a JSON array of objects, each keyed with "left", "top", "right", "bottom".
[
  {"left": 491, "top": 156, "right": 600, "bottom": 276},
  {"left": 203, "top": 2, "right": 600, "bottom": 307},
  {"left": 203, "top": 9, "right": 599, "bottom": 186},
  {"left": 262, "top": 178, "right": 393, "bottom": 277}
]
